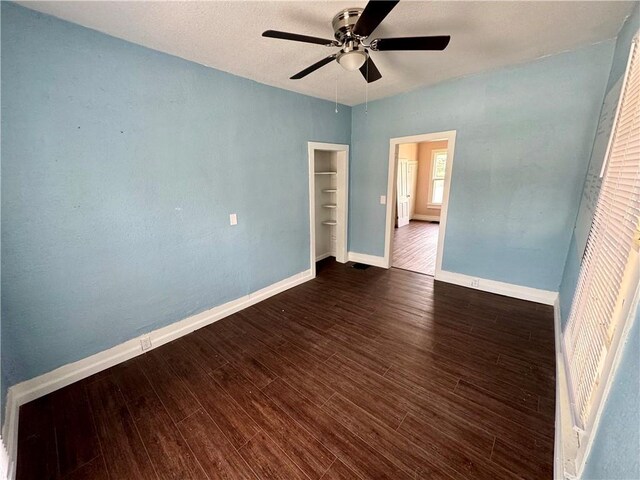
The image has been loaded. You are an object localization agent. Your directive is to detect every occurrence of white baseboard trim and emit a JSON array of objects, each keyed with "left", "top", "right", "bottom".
[
  {"left": 435, "top": 269, "right": 558, "bottom": 305},
  {"left": 347, "top": 252, "right": 387, "bottom": 268},
  {"left": 412, "top": 214, "right": 440, "bottom": 222},
  {"left": 0, "top": 438, "right": 8, "bottom": 480},
  {"left": 3, "top": 392, "right": 17, "bottom": 480},
  {"left": 315, "top": 252, "right": 332, "bottom": 262},
  {"left": 1, "top": 268, "right": 313, "bottom": 480},
  {"left": 0, "top": 420, "right": 11, "bottom": 480}
]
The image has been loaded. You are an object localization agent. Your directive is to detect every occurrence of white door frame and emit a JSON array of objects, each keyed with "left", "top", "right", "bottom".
[
  {"left": 308, "top": 142, "right": 349, "bottom": 278},
  {"left": 384, "top": 130, "right": 457, "bottom": 277}
]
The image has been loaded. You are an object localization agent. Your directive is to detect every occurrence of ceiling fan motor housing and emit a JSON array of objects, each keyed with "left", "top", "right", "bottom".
[{"left": 332, "top": 8, "right": 364, "bottom": 43}]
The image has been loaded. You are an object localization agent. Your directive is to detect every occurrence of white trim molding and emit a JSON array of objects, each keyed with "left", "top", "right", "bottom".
[
  {"left": 1, "top": 268, "right": 313, "bottom": 480},
  {"left": 554, "top": 298, "right": 579, "bottom": 480},
  {"left": 436, "top": 269, "right": 558, "bottom": 305},
  {"left": 0, "top": 431, "right": 10, "bottom": 480},
  {"left": 347, "top": 252, "right": 387, "bottom": 268},
  {"left": 411, "top": 214, "right": 440, "bottom": 222}
]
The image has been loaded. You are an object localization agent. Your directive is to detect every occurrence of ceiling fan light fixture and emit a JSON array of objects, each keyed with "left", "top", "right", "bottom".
[{"left": 337, "top": 49, "right": 368, "bottom": 71}]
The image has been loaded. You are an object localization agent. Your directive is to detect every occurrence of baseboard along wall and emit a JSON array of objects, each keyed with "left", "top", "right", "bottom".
[
  {"left": 347, "top": 251, "right": 387, "bottom": 268},
  {"left": 1, "top": 268, "right": 313, "bottom": 480},
  {"left": 435, "top": 269, "right": 559, "bottom": 305}
]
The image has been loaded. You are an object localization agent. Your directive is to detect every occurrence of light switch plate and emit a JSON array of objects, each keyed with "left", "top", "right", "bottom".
[
  {"left": 380, "top": 195, "right": 386, "bottom": 205},
  {"left": 229, "top": 213, "right": 238, "bottom": 226}
]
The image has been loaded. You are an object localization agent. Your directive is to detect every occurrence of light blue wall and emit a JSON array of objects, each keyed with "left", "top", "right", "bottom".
[
  {"left": 582, "top": 310, "right": 640, "bottom": 480},
  {"left": 0, "top": 3, "right": 351, "bottom": 394},
  {"left": 559, "top": 5, "right": 639, "bottom": 327},
  {"left": 349, "top": 41, "right": 614, "bottom": 291}
]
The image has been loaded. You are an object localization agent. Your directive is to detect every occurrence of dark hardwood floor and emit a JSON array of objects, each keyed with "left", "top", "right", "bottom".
[
  {"left": 393, "top": 220, "right": 439, "bottom": 276},
  {"left": 16, "top": 259, "right": 556, "bottom": 480}
]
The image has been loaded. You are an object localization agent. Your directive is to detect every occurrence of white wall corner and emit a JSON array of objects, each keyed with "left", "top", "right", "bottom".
[
  {"left": 347, "top": 252, "right": 387, "bottom": 268},
  {"left": 0, "top": 268, "right": 313, "bottom": 480},
  {"left": 435, "top": 269, "right": 558, "bottom": 305}
]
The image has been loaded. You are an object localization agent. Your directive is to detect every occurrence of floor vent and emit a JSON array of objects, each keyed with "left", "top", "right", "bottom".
[{"left": 352, "top": 263, "right": 371, "bottom": 270}]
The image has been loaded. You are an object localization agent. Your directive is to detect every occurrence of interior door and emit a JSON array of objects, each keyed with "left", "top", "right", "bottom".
[
  {"left": 397, "top": 158, "right": 410, "bottom": 227},
  {"left": 407, "top": 161, "right": 418, "bottom": 220}
]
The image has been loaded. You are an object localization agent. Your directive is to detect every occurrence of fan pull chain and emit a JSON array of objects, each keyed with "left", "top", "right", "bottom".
[
  {"left": 365, "top": 59, "right": 369, "bottom": 114},
  {"left": 335, "top": 76, "right": 338, "bottom": 113}
]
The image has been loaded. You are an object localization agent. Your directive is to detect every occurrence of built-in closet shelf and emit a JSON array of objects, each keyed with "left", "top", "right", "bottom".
[
  {"left": 322, "top": 188, "right": 338, "bottom": 193},
  {"left": 322, "top": 221, "right": 337, "bottom": 226},
  {"left": 315, "top": 171, "right": 337, "bottom": 175},
  {"left": 322, "top": 204, "right": 337, "bottom": 209}
]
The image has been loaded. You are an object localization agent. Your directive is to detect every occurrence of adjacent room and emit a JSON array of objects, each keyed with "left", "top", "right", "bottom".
[
  {"left": 392, "top": 139, "right": 449, "bottom": 276},
  {"left": 1, "top": 2, "right": 638, "bottom": 480}
]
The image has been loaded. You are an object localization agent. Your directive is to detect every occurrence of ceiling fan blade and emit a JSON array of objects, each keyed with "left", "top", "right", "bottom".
[
  {"left": 262, "top": 30, "right": 338, "bottom": 47},
  {"left": 353, "top": 1, "right": 400, "bottom": 38},
  {"left": 291, "top": 55, "right": 337, "bottom": 80},
  {"left": 371, "top": 36, "right": 451, "bottom": 51},
  {"left": 359, "top": 55, "right": 382, "bottom": 83}
]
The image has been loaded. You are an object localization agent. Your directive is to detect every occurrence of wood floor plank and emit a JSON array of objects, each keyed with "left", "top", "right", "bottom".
[
  {"left": 458, "top": 372, "right": 544, "bottom": 417},
  {"left": 127, "top": 393, "right": 208, "bottom": 480},
  {"left": 311, "top": 358, "right": 409, "bottom": 430},
  {"left": 491, "top": 436, "right": 554, "bottom": 480},
  {"left": 16, "top": 397, "right": 57, "bottom": 480},
  {"left": 50, "top": 382, "right": 101, "bottom": 477},
  {"left": 238, "top": 431, "right": 309, "bottom": 480},
  {"left": 212, "top": 363, "right": 335, "bottom": 480},
  {"left": 17, "top": 258, "right": 555, "bottom": 479},
  {"left": 392, "top": 221, "right": 439, "bottom": 276},
  {"left": 320, "top": 459, "right": 362, "bottom": 480},
  {"left": 454, "top": 379, "right": 554, "bottom": 437},
  {"left": 85, "top": 377, "right": 158, "bottom": 480},
  {"left": 251, "top": 347, "right": 336, "bottom": 407},
  {"left": 322, "top": 394, "right": 455, "bottom": 479},
  {"left": 61, "top": 456, "right": 109, "bottom": 480},
  {"left": 263, "top": 378, "right": 410, "bottom": 480},
  {"left": 161, "top": 340, "right": 260, "bottom": 449},
  {"left": 138, "top": 349, "right": 201, "bottom": 423},
  {"left": 199, "top": 330, "right": 278, "bottom": 389},
  {"left": 177, "top": 409, "right": 258, "bottom": 480},
  {"left": 180, "top": 333, "right": 227, "bottom": 373}
]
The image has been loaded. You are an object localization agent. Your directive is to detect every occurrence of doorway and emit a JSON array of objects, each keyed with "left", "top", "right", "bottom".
[
  {"left": 384, "top": 131, "right": 456, "bottom": 278},
  {"left": 308, "top": 142, "right": 349, "bottom": 278}
]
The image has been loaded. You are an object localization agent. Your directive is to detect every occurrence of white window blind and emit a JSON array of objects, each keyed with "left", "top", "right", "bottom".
[{"left": 564, "top": 36, "right": 640, "bottom": 430}]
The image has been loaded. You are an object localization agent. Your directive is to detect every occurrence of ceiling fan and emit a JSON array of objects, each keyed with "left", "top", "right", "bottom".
[{"left": 262, "top": 0, "right": 450, "bottom": 83}]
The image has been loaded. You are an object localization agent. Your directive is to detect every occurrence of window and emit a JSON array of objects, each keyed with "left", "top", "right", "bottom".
[
  {"left": 430, "top": 149, "right": 447, "bottom": 205},
  {"left": 564, "top": 36, "right": 639, "bottom": 433}
]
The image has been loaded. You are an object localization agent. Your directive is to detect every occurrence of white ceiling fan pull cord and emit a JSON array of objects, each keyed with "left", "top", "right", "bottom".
[
  {"left": 335, "top": 76, "right": 339, "bottom": 113},
  {"left": 365, "top": 59, "right": 369, "bottom": 114}
]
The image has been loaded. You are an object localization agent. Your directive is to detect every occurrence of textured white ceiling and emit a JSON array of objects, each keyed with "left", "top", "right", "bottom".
[{"left": 18, "top": 1, "right": 636, "bottom": 106}]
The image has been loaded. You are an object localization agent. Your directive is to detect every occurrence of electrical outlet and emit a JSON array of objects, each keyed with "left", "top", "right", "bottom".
[
  {"left": 380, "top": 195, "right": 386, "bottom": 205},
  {"left": 229, "top": 213, "right": 238, "bottom": 226},
  {"left": 471, "top": 278, "right": 480, "bottom": 288},
  {"left": 140, "top": 336, "right": 152, "bottom": 351}
]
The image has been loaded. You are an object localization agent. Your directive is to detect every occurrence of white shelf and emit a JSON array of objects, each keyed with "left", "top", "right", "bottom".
[
  {"left": 322, "top": 221, "right": 337, "bottom": 226},
  {"left": 315, "top": 171, "right": 337, "bottom": 175},
  {"left": 322, "top": 204, "right": 337, "bottom": 209},
  {"left": 322, "top": 188, "right": 337, "bottom": 193}
]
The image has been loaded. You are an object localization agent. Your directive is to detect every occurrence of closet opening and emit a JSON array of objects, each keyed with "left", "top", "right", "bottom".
[{"left": 308, "top": 142, "right": 349, "bottom": 278}]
